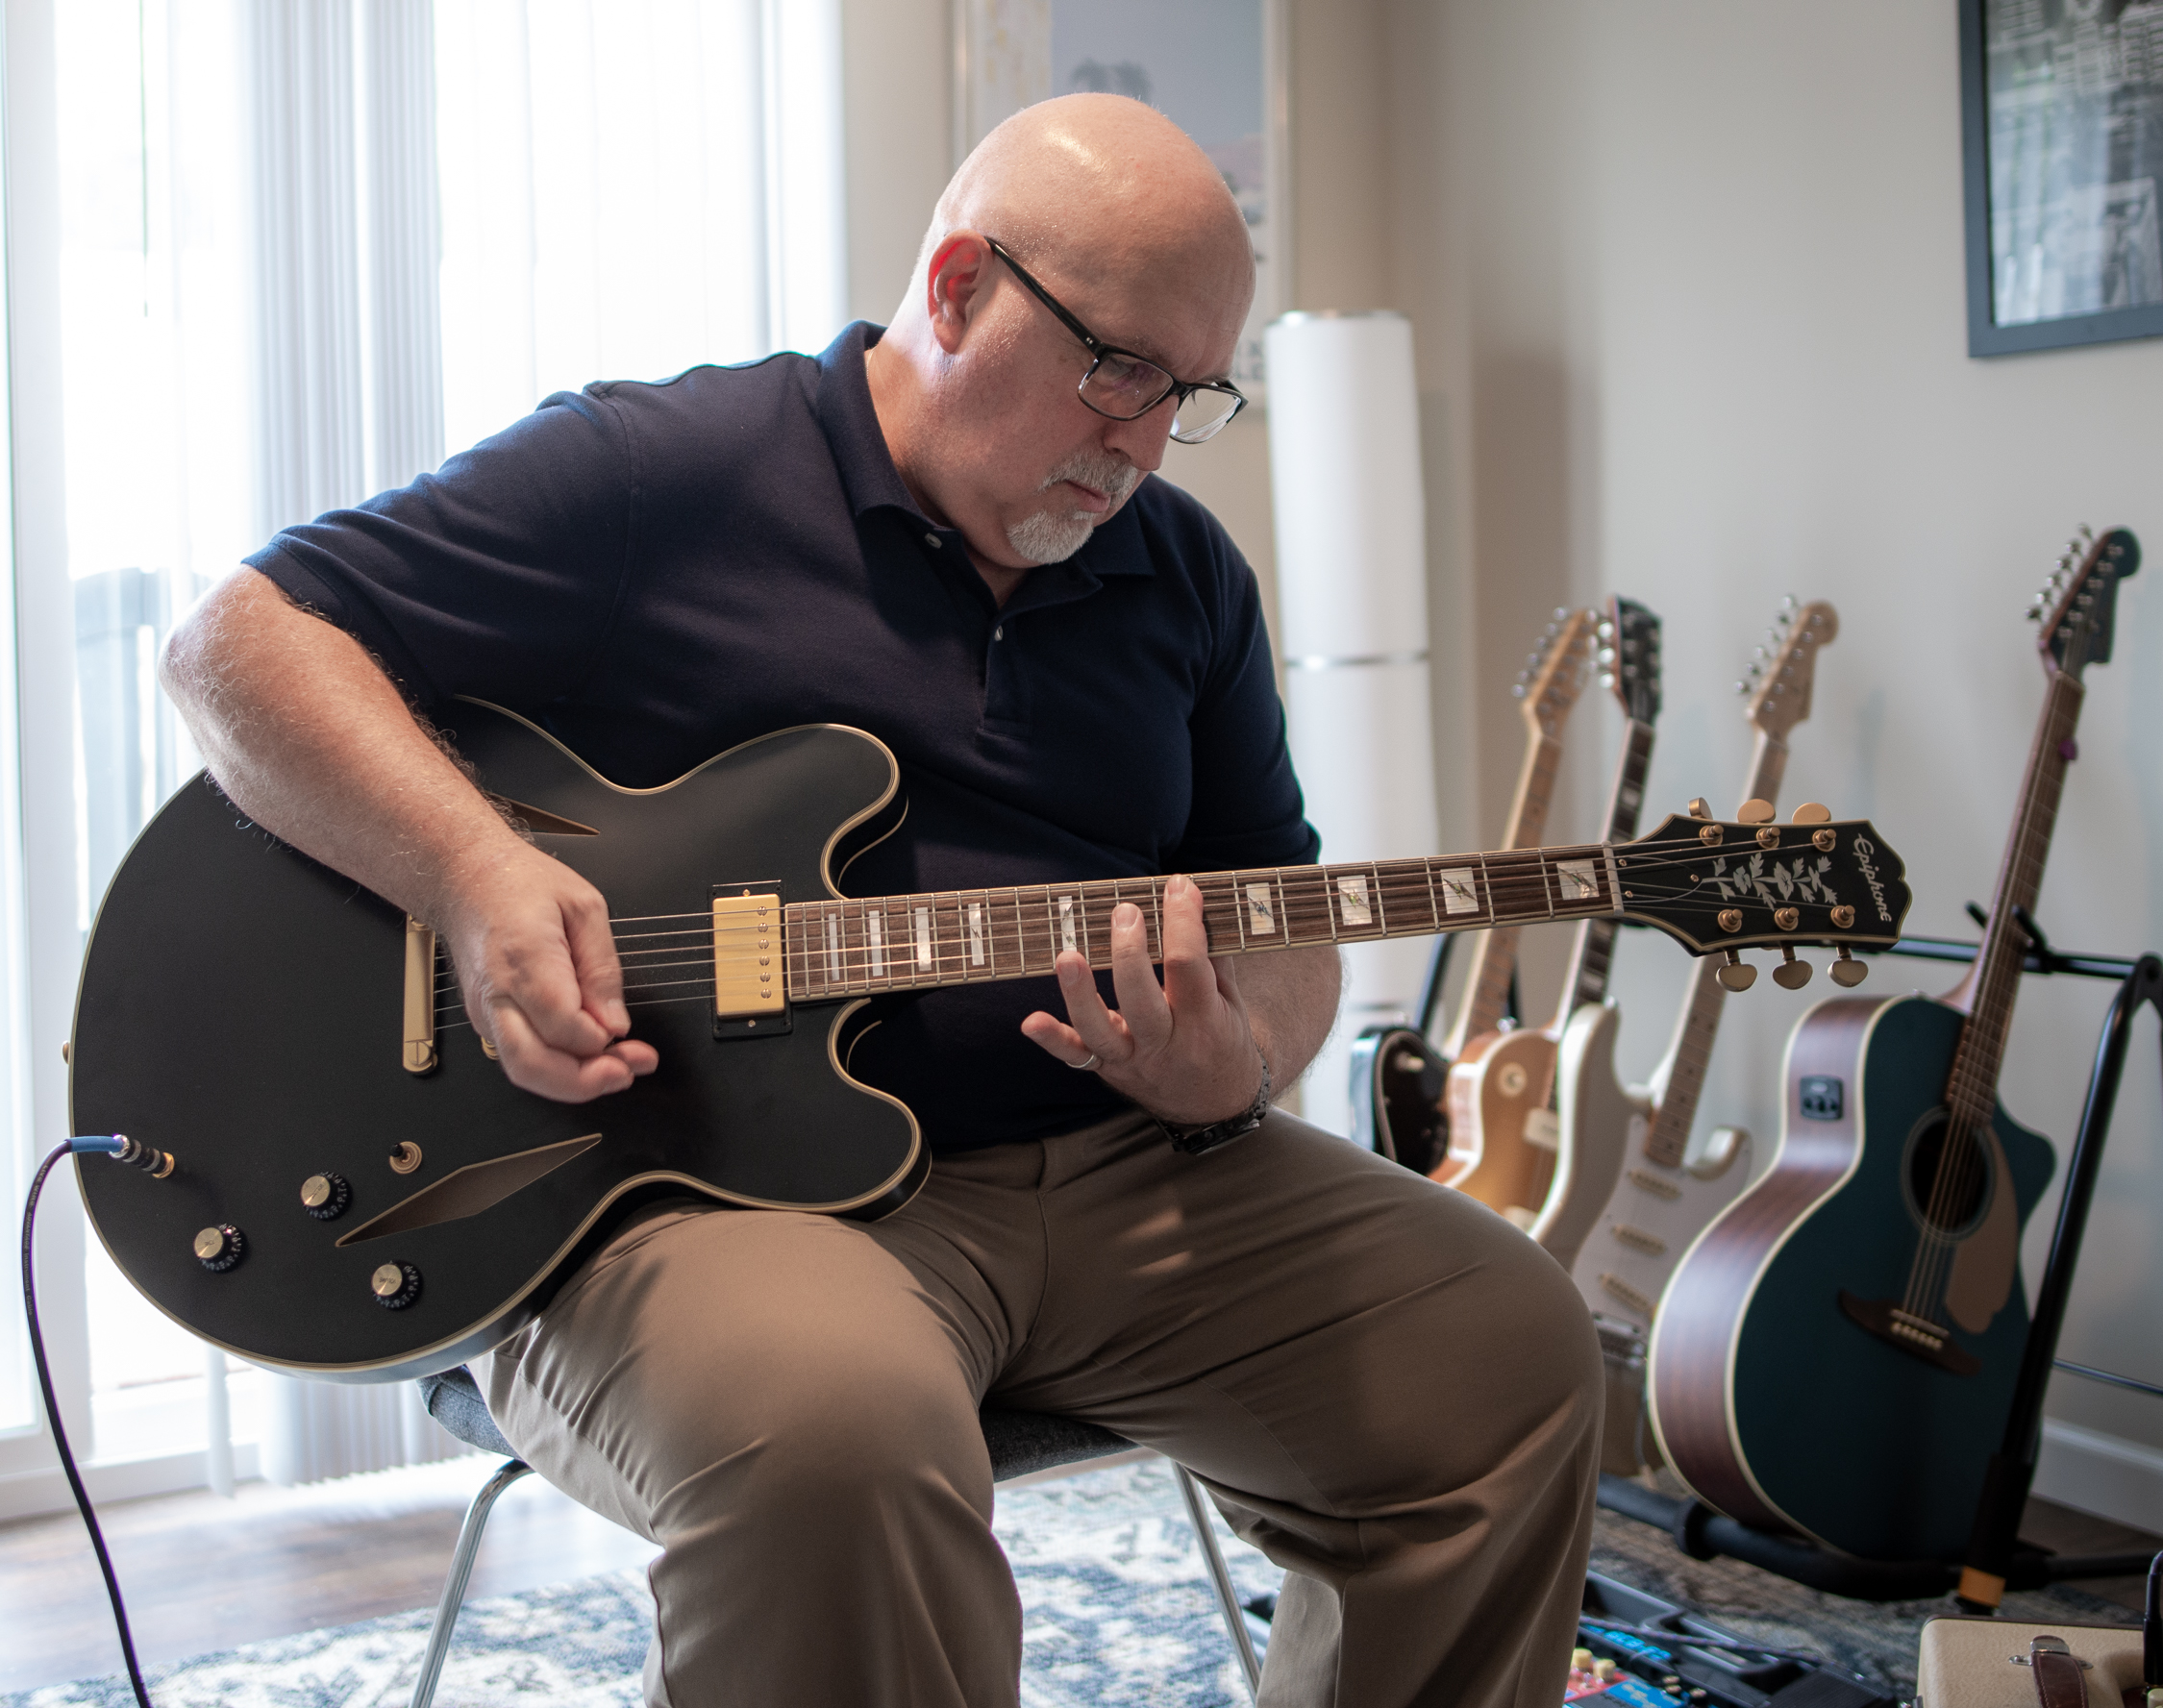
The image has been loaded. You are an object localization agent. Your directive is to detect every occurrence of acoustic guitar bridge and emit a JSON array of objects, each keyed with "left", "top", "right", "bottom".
[
  {"left": 712, "top": 881, "right": 790, "bottom": 1039},
  {"left": 1837, "top": 1289, "right": 1980, "bottom": 1376}
]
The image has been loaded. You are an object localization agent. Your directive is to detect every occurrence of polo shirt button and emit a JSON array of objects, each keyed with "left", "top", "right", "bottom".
[
  {"left": 994, "top": 626, "right": 1004, "bottom": 641},
  {"left": 924, "top": 532, "right": 941, "bottom": 549}
]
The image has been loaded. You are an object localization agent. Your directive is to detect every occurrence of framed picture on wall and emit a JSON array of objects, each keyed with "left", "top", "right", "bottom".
[
  {"left": 1961, "top": 0, "right": 2163, "bottom": 356},
  {"left": 952, "top": 0, "right": 1289, "bottom": 389}
]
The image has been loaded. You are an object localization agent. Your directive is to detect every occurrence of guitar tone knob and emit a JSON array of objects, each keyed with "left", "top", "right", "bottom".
[
  {"left": 370, "top": 1262, "right": 423, "bottom": 1311},
  {"left": 300, "top": 1173, "right": 350, "bottom": 1221},
  {"left": 194, "top": 1225, "right": 245, "bottom": 1273}
]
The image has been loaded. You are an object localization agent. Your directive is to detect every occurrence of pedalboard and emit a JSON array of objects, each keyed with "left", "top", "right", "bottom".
[{"left": 1565, "top": 1572, "right": 1899, "bottom": 1708}]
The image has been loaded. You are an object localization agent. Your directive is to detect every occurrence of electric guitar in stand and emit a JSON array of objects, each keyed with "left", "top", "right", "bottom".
[
  {"left": 1554, "top": 598, "right": 1838, "bottom": 1473},
  {"left": 1438, "top": 598, "right": 1661, "bottom": 1229},
  {"left": 67, "top": 696, "right": 1909, "bottom": 1381},
  {"left": 1649, "top": 528, "right": 2139, "bottom": 1562},
  {"left": 1353, "top": 607, "right": 1599, "bottom": 1175}
]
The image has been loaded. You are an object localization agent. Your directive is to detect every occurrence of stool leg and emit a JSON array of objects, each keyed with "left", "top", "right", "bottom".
[
  {"left": 1175, "top": 1464, "right": 1261, "bottom": 1701},
  {"left": 410, "top": 1458, "right": 534, "bottom": 1708}
]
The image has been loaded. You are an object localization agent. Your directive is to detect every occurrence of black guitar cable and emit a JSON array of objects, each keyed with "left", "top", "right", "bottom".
[{"left": 22, "top": 1133, "right": 173, "bottom": 1708}]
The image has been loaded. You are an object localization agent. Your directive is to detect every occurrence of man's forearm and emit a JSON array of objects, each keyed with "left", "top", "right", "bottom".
[
  {"left": 161, "top": 568, "right": 523, "bottom": 927},
  {"left": 1240, "top": 944, "right": 1341, "bottom": 1090}
]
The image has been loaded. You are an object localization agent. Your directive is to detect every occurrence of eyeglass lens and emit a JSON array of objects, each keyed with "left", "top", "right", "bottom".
[{"left": 1080, "top": 354, "right": 1239, "bottom": 440}]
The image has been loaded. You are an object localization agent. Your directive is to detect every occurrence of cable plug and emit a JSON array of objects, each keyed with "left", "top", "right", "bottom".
[{"left": 71, "top": 1135, "right": 175, "bottom": 1177}]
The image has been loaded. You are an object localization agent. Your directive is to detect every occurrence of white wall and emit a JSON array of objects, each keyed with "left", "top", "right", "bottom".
[{"left": 1389, "top": 0, "right": 2163, "bottom": 1528}]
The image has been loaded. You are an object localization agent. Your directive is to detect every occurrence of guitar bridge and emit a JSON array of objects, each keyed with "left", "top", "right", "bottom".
[
  {"left": 711, "top": 881, "right": 790, "bottom": 1039},
  {"left": 1837, "top": 1289, "right": 1980, "bottom": 1376}
]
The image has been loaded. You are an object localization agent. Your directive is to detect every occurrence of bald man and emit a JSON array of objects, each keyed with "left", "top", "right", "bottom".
[{"left": 164, "top": 96, "right": 1600, "bottom": 1707}]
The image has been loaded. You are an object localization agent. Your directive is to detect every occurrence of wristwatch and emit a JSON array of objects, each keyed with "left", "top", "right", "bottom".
[{"left": 1159, "top": 1057, "right": 1273, "bottom": 1156}]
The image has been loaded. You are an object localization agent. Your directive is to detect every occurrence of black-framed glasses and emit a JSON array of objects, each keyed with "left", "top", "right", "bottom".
[{"left": 985, "top": 237, "right": 1247, "bottom": 445}]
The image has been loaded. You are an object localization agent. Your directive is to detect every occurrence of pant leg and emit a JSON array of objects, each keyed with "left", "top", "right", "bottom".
[
  {"left": 477, "top": 1196, "right": 1035, "bottom": 1708},
  {"left": 965, "top": 1108, "right": 1603, "bottom": 1708}
]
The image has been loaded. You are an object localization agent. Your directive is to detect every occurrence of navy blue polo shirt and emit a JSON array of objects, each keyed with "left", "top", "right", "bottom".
[{"left": 246, "top": 321, "right": 1318, "bottom": 1152}]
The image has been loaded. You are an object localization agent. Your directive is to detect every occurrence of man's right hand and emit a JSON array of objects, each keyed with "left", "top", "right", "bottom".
[{"left": 434, "top": 839, "right": 660, "bottom": 1102}]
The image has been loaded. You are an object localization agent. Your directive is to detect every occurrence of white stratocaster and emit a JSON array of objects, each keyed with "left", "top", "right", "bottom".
[{"left": 1554, "top": 599, "right": 1839, "bottom": 1472}]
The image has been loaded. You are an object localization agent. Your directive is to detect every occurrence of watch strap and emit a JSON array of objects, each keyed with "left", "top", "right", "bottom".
[{"left": 1161, "top": 1057, "right": 1272, "bottom": 1156}]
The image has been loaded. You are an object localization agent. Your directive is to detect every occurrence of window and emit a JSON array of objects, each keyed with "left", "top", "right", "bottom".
[{"left": 0, "top": 0, "right": 843, "bottom": 1516}]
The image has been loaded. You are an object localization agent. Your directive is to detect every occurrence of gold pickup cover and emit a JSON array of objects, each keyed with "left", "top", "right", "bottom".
[
  {"left": 712, "top": 891, "right": 782, "bottom": 1019},
  {"left": 403, "top": 917, "right": 438, "bottom": 1074}
]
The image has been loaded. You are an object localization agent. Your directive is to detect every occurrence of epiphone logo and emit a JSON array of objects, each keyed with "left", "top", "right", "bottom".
[{"left": 1852, "top": 837, "right": 1894, "bottom": 924}]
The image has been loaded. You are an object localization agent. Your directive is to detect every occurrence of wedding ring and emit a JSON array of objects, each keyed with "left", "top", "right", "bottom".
[{"left": 1074, "top": 1052, "right": 1101, "bottom": 1071}]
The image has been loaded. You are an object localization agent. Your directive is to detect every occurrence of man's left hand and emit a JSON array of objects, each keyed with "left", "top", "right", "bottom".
[{"left": 1019, "top": 873, "right": 1265, "bottom": 1126}]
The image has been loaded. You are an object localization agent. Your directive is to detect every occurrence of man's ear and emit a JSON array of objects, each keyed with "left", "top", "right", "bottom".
[{"left": 925, "top": 233, "right": 993, "bottom": 356}]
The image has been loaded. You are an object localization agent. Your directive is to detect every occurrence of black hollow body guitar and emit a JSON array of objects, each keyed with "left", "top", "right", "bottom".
[{"left": 70, "top": 699, "right": 1911, "bottom": 1384}]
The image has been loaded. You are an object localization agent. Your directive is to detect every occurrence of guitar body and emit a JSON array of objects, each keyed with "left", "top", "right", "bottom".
[
  {"left": 1649, "top": 995, "right": 2054, "bottom": 1560},
  {"left": 69, "top": 703, "right": 926, "bottom": 1384},
  {"left": 1348, "top": 1026, "right": 1448, "bottom": 1176},
  {"left": 1532, "top": 1003, "right": 1651, "bottom": 1272},
  {"left": 1436, "top": 1027, "right": 1558, "bottom": 1223}
]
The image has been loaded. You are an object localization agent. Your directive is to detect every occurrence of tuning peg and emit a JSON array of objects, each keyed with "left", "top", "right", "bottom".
[
  {"left": 1717, "top": 952, "right": 1756, "bottom": 992},
  {"left": 1510, "top": 683, "right": 1527, "bottom": 698},
  {"left": 1687, "top": 797, "right": 1712, "bottom": 819},
  {"left": 2078, "top": 523, "right": 2095, "bottom": 542},
  {"left": 1790, "top": 803, "right": 1830, "bottom": 825},
  {"left": 1830, "top": 945, "right": 1867, "bottom": 987},
  {"left": 1773, "top": 945, "right": 1813, "bottom": 990},
  {"left": 2026, "top": 603, "right": 2045, "bottom": 623},
  {"left": 1734, "top": 680, "right": 1753, "bottom": 695},
  {"left": 1736, "top": 798, "right": 1775, "bottom": 825}
]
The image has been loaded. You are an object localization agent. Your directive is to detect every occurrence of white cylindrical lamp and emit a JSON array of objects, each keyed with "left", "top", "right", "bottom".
[{"left": 1263, "top": 310, "right": 1440, "bottom": 1140}]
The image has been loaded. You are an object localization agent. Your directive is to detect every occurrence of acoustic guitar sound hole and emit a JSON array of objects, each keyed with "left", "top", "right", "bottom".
[{"left": 1902, "top": 1108, "right": 1990, "bottom": 1237}]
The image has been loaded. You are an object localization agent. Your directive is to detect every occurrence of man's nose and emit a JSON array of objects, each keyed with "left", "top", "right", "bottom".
[{"left": 1097, "top": 397, "right": 1178, "bottom": 474}]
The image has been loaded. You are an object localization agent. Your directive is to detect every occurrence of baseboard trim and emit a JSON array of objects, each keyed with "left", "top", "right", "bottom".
[
  {"left": 2032, "top": 1419, "right": 2163, "bottom": 1538},
  {"left": 0, "top": 1443, "right": 263, "bottom": 1524}
]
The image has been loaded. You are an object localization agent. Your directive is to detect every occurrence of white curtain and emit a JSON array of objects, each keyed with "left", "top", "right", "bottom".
[{"left": 6, "top": 0, "right": 843, "bottom": 1502}]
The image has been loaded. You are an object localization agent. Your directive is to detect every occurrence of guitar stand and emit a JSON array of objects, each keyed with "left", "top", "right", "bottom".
[{"left": 1597, "top": 932, "right": 2163, "bottom": 1606}]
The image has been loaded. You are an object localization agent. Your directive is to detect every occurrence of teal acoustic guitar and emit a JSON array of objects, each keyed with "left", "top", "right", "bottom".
[{"left": 1648, "top": 526, "right": 2140, "bottom": 1563}]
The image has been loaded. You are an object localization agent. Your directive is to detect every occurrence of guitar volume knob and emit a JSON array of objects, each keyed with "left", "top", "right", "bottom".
[
  {"left": 194, "top": 1225, "right": 245, "bottom": 1273},
  {"left": 370, "top": 1261, "right": 423, "bottom": 1310},
  {"left": 300, "top": 1173, "right": 350, "bottom": 1221}
]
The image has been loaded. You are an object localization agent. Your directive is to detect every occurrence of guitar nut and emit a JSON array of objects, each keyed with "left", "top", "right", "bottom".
[
  {"left": 388, "top": 1142, "right": 423, "bottom": 1175},
  {"left": 1718, "top": 908, "right": 1743, "bottom": 933},
  {"left": 1774, "top": 906, "right": 1800, "bottom": 930}
]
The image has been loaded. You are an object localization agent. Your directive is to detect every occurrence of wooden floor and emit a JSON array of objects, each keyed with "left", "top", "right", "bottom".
[
  {"left": 1, "top": 1461, "right": 2155, "bottom": 1695},
  {"left": 0, "top": 1456, "right": 658, "bottom": 1695}
]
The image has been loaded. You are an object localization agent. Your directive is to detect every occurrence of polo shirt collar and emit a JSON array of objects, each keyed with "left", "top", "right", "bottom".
[{"left": 813, "top": 320, "right": 1156, "bottom": 582}]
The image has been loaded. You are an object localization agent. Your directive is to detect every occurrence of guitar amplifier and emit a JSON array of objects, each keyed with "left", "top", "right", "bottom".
[{"left": 1915, "top": 1616, "right": 2154, "bottom": 1708}]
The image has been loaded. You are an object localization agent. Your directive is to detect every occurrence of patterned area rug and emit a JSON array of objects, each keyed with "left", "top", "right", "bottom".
[
  {"left": 2, "top": 1460, "right": 1278, "bottom": 1708},
  {"left": 6, "top": 1460, "right": 2142, "bottom": 1705}
]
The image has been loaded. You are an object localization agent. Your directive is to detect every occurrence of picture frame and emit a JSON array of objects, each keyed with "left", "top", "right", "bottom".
[
  {"left": 952, "top": 0, "right": 1290, "bottom": 389},
  {"left": 1961, "top": 0, "right": 2163, "bottom": 357}
]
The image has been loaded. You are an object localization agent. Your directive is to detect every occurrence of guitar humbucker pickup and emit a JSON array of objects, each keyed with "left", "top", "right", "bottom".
[{"left": 711, "top": 880, "right": 790, "bottom": 1039}]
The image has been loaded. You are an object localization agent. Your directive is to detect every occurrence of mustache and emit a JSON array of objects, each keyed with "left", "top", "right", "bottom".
[{"left": 1039, "top": 451, "right": 1141, "bottom": 504}]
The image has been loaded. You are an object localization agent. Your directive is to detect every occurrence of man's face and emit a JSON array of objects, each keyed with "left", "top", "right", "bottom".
[{"left": 928, "top": 238, "right": 1250, "bottom": 570}]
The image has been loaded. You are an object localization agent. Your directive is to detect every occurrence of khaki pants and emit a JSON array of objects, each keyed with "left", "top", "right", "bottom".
[{"left": 478, "top": 1107, "right": 1602, "bottom": 1707}]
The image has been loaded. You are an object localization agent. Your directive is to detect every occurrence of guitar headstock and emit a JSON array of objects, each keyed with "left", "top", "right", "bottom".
[
  {"left": 1599, "top": 596, "right": 1662, "bottom": 724},
  {"left": 2029, "top": 526, "right": 2140, "bottom": 683},
  {"left": 1735, "top": 596, "right": 1840, "bottom": 739},
  {"left": 1511, "top": 606, "right": 1600, "bottom": 736},
  {"left": 1615, "top": 802, "right": 1908, "bottom": 992}
]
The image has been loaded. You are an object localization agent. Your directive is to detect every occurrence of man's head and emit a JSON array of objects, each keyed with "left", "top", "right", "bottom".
[{"left": 864, "top": 94, "right": 1255, "bottom": 572}]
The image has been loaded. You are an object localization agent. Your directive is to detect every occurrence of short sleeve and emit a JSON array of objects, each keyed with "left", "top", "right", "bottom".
[
  {"left": 244, "top": 388, "right": 638, "bottom": 712},
  {"left": 1164, "top": 515, "right": 1322, "bottom": 873}
]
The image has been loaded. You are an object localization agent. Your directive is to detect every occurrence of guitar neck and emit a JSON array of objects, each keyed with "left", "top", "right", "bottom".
[
  {"left": 1439, "top": 728, "right": 1563, "bottom": 1055},
  {"left": 1641, "top": 727, "right": 1790, "bottom": 1166},
  {"left": 1942, "top": 671, "right": 2085, "bottom": 1126},
  {"left": 783, "top": 842, "right": 1623, "bottom": 1003},
  {"left": 1550, "top": 718, "right": 1656, "bottom": 1027}
]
